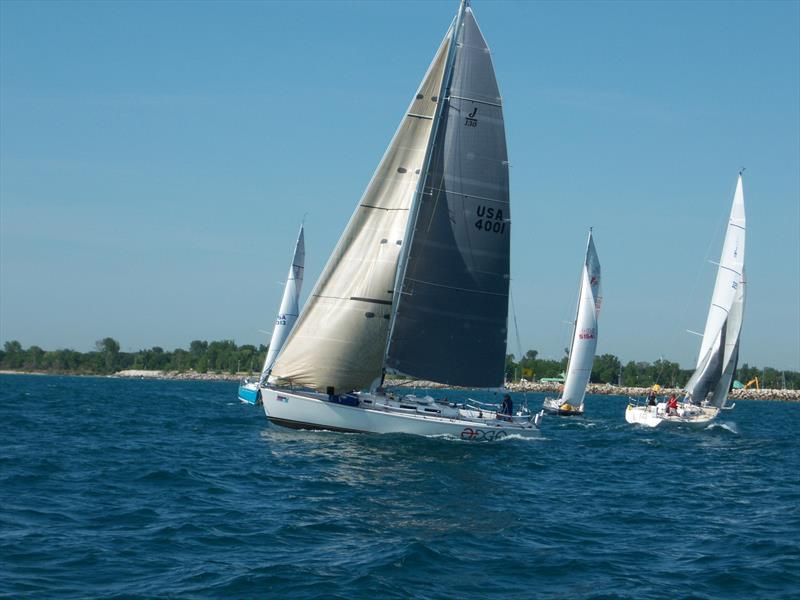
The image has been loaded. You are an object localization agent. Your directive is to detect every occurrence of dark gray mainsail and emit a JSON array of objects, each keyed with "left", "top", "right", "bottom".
[{"left": 385, "top": 5, "right": 510, "bottom": 388}]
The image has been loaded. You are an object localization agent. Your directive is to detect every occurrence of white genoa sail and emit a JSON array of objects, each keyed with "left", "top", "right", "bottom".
[
  {"left": 258, "top": 225, "right": 305, "bottom": 386},
  {"left": 560, "top": 230, "right": 602, "bottom": 409},
  {"left": 684, "top": 173, "right": 746, "bottom": 408},
  {"left": 385, "top": 5, "right": 511, "bottom": 388},
  {"left": 269, "top": 33, "right": 453, "bottom": 393}
]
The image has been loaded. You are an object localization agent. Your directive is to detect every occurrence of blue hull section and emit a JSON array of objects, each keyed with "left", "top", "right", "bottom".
[{"left": 238, "top": 384, "right": 260, "bottom": 405}]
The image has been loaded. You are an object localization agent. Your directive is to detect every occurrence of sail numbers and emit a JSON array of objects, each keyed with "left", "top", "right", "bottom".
[{"left": 474, "top": 205, "right": 507, "bottom": 234}]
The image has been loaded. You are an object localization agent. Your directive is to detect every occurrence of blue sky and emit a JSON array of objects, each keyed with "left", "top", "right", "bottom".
[{"left": 1, "top": 0, "right": 798, "bottom": 371}]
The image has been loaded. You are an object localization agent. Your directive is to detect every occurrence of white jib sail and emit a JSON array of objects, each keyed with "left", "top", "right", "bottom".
[
  {"left": 560, "top": 231, "right": 602, "bottom": 408},
  {"left": 696, "top": 174, "right": 746, "bottom": 367},
  {"left": 269, "top": 33, "right": 452, "bottom": 393},
  {"left": 685, "top": 173, "right": 746, "bottom": 406},
  {"left": 259, "top": 225, "right": 305, "bottom": 385}
]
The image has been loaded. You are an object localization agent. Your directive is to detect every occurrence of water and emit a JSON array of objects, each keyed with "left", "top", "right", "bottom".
[{"left": 1, "top": 374, "right": 798, "bottom": 599}]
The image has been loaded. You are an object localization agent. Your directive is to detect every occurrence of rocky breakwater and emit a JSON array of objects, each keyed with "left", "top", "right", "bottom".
[
  {"left": 115, "top": 369, "right": 241, "bottom": 382},
  {"left": 506, "top": 380, "right": 799, "bottom": 402},
  {"left": 112, "top": 371, "right": 799, "bottom": 401}
]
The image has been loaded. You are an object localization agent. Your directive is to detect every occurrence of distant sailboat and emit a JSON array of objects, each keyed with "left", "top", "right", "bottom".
[
  {"left": 238, "top": 225, "right": 305, "bottom": 404},
  {"left": 626, "top": 172, "right": 746, "bottom": 427},
  {"left": 258, "top": 0, "right": 542, "bottom": 439},
  {"left": 542, "top": 229, "right": 602, "bottom": 416}
]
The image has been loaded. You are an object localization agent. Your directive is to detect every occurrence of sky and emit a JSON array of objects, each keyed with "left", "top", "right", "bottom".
[{"left": 1, "top": 0, "right": 798, "bottom": 371}]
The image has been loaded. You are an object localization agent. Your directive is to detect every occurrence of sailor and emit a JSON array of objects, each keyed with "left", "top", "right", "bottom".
[
  {"left": 500, "top": 394, "right": 513, "bottom": 417},
  {"left": 647, "top": 389, "right": 657, "bottom": 406},
  {"left": 667, "top": 394, "right": 678, "bottom": 415}
]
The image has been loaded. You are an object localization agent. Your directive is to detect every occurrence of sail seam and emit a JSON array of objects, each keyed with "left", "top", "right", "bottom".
[
  {"left": 448, "top": 94, "right": 502, "bottom": 107},
  {"left": 406, "top": 277, "right": 507, "bottom": 297},
  {"left": 359, "top": 204, "right": 410, "bottom": 211},
  {"left": 350, "top": 296, "right": 393, "bottom": 306},
  {"left": 710, "top": 303, "right": 730, "bottom": 314},
  {"left": 423, "top": 187, "right": 508, "bottom": 205},
  {"left": 718, "top": 264, "right": 742, "bottom": 276}
]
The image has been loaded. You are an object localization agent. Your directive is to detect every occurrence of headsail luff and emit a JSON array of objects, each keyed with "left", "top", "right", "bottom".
[
  {"left": 684, "top": 174, "right": 746, "bottom": 407},
  {"left": 561, "top": 231, "right": 602, "bottom": 408},
  {"left": 269, "top": 32, "right": 453, "bottom": 393},
  {"left": 259, "top": 224, "right": 305, "bottom": 386},
  {"left": 384, "top": 5, "right": 511, "bottom": 388}
]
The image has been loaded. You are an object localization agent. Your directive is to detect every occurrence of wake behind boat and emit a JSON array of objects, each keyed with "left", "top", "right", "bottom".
[
  {"left": 542, "top": 229, "right": 602, "bottom": 416},
  {"left": 626, "top": 172, "right": 746, "bottom": 428},
  {"left": 258, "top": 1, "right": 541, "bottom": 440}
]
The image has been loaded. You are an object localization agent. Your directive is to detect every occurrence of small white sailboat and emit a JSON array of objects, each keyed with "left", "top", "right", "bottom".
[
  {"left": 238, "top": 225, "right": 305, "bottom": 404},
  {"left": 542, "top": 229, "right": 602, "bottom": 416},
  {"left": 259, "top": 0, "right": 542, "bottom": 440},
  {"left": 626, "top": 172, "right": 746, "bottom": 427}
]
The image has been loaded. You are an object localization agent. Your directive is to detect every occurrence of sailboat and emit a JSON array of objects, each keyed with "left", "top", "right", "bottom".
[
  {"left": 542, "top": 229, "right": 602, "bottom": 416},
  {"left": 238, "top": 225, "right": 305, "bottom": 404},
  {"left": 258, "top": 0, "right": 542, "bottom": 440},
  {"left": 626, "top": 172, "right": 746, "bottom": 427}
]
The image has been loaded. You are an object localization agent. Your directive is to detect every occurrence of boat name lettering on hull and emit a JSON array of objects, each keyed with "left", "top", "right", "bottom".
[
  {"left": 276, "top": 395, "right": 289, "bottom": 403},
  {"left": 461, "top": 427, "right": 508, "bottom": 441}
]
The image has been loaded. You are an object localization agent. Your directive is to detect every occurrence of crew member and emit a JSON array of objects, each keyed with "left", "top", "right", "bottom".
[
  {"left": 500, "top": 394, "right": 513, "bottom": 417},
  {"left": 667, "top": 394, "right": 678, "bottom": 416}
]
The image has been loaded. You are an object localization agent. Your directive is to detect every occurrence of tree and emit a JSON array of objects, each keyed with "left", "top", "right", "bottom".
[
  {"left": 2, "top": 340, "right": 24, "bottom": 369},
  {"left": 95, "top": 338, "right": 121, "bottom": 373},
  {"left": 591, "top": 353, "right": 621, "bottom": 384}
]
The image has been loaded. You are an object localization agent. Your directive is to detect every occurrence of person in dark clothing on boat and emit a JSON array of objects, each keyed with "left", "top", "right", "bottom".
[
  {"left": 500, "top": 394, "right": 513, "bottom": 417},
  {"left": 647, "top": 390, "right": 657, "bottom": 406}
]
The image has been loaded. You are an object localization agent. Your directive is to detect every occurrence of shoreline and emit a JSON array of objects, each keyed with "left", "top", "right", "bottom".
[{"left": 1, "top": 369, "right": 798, "bottom": 401}]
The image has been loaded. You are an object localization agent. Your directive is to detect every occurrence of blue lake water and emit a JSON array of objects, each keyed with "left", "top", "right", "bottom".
[{"left": 1, "top": 374, "right": 798, "bottom": 599}]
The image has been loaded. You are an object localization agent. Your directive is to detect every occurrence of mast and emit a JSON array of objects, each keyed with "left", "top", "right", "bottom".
[
  {"left": 383, "top": 0, "right": 468, "bottom": 374},
  {"left": 561, "top": 228, "right": 592, "bottom": 396}
]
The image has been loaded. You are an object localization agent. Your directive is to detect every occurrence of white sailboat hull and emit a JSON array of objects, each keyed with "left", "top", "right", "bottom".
[
  {"left": 625, "top": 402, "right": 720, "bottom": 428},
  {"left": 261, "top": 388, "right": 541, "bottom": 441}
]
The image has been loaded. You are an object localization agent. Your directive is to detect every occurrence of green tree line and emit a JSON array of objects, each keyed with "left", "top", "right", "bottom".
[
  {"left": 0, "top": 339, "right": 266, "bottom": 376},
  {"left": 1, "top": 339, "right": 797, "bottom": 388}
]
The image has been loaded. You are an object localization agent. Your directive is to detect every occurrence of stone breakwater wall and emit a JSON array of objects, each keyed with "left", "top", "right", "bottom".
[
  {"left": 3, "top": 370, "right": 796, "bottom": 400},
  {"left": 386, "top": 378, "right": 800, "bottom": 402},
  {"left": 509, "top": 381, "right": 799, "bottom": 402},
  {"left": 115, "top": 369, "right": 242, "bottom": 382},
  {"left": 107, "top": 371, "right": 800, "bottom": 401}
]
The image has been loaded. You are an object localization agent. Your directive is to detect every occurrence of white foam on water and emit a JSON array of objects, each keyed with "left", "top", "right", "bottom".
[{"left": 706, "top": 421, "right": 739, "bottom": 434}]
